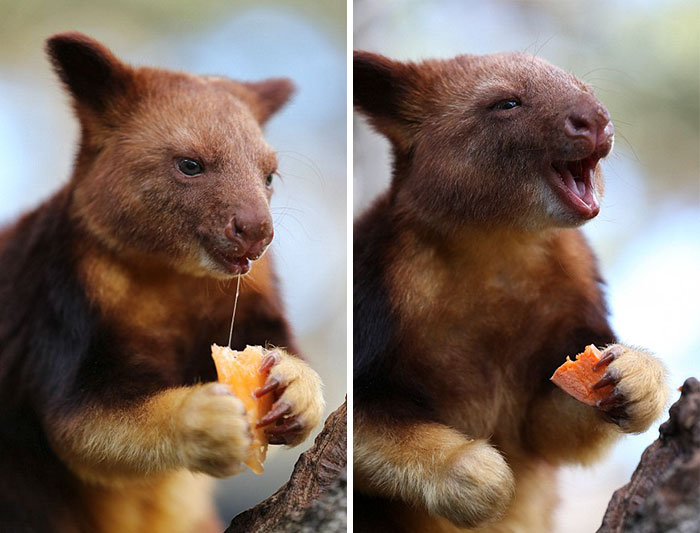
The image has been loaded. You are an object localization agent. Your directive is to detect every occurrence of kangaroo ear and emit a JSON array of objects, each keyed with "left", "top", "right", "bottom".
[
  {"left": 354, "top": 50, "right": 423, "bottom": 148},
  {"left": 46, "top": 32, "right": 132, "bottom": 113},
  {"left": 241, "top": 78, "right": 295, "bottom": 124}
]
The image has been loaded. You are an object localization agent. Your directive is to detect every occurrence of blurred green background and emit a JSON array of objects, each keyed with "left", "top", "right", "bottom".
[
  {"left": 0, "top": 0, "right": 346, "bottom": 522},
  {"left": 354, "top": 0, "right": 698, "bottom": 532}
]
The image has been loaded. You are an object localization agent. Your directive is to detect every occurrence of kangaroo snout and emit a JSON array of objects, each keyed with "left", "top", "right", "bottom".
[
  {"left": 224, "top": 210, "right": 274, "bottom": 260},
  {"left": 563, "top": 102, "right": 614, "bottom": 158}
]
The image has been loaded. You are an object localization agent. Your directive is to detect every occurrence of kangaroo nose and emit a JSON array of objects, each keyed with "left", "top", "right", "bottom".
[
  {"left": 564, "top": 111, "right": 599, "bottom": 143},
  {"left": 564, "top": 105, "right": 613, "bottom": 157},
  {"left": 224, "top": 211, "right": 274, "bottom": 260}
]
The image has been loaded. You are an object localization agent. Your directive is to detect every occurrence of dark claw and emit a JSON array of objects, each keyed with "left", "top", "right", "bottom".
[
  {"left": 601, "top": 412, "right": 622, "bottom": 425},
  {"left": 256, "top": 401, "right": 291, "bottom": 428},
  {"left": 597, "top": 387, "right": 631, "bottom": 424},
  {"left": 593, "top": 346, "right": 624, "bottom": 371},
  {"left": 592, "top": 372, "right": 617, "bottom": 390},
  {"left": 259, "top": 351, "right": 281, "bottom": 373},
  {"left": 268, "top": 435, "right": 288, "bottom": 445},
  {"left": 607, "top": 405, "right": 631, "bottom": 420},
  {"left": 596, "top": 389, "right": 625, "bottom": 409},
  {"left": 265, "top": 418, "right": 302, "bottom": 437},
  {"left": 254, "top": 378, "right": 280, "bottom": 398}
]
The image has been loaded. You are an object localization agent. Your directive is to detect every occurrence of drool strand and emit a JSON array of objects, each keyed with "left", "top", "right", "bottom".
[{"left": 227, "top": 274, "right": 242, "bottom": 348}]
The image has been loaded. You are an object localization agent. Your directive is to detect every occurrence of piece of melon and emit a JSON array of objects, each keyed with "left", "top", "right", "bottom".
[
  {"left": 211, "top": 344, "right": 274, "bottom": 474},
  {"left": 550, "top": 344, "right": 614, "bottom": 406}
]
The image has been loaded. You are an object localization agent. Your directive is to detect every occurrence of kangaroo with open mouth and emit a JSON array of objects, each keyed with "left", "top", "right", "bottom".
[{"left": 353, "top": 50, "right": 667, "bottom": 533}]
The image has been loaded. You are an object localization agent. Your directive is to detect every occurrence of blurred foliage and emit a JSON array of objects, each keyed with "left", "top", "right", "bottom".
[{"left": 0, "top": 0, "right": 345, "bottom": 61}]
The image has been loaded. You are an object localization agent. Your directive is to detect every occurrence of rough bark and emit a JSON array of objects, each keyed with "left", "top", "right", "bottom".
[
  {"left": 226, "top": 400, "right": 347, "bottom": 533},
  {"left": 597, "top": 377, "right": 700, "bottom": 533}
]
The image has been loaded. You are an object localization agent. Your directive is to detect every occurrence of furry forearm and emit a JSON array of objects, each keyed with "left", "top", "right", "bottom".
[
  {"left": 46, "top": 387, "right": 195, "bottom": 484},
  {"left": 46, "top": 348, "right": 324, "bottom": 485},
  {"left": 355, "top": 414, "right": 515, "bottom": 528}
]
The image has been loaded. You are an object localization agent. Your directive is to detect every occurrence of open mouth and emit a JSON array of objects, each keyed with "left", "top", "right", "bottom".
[
  {"left": 206, "top": 245, "right": 252, "bottom": 275},
  {"left": 547, "top": 154, "right": 601, "bottom": 219}
]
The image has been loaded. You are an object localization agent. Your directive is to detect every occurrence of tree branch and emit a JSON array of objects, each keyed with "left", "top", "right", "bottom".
[
  {"left": 226, "top": 400, "right": 347, "bottom": 532},
  {"left": 597, "top": 377, "right": 700, "bottom": 533}
]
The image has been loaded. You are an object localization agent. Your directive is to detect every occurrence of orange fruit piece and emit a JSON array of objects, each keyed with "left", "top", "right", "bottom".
[
  {"left": 211, "top": 344, "right": 274, "bottom": 474},
  {"left": 550, "top": 345, "right": 614, "bottom": 406}
]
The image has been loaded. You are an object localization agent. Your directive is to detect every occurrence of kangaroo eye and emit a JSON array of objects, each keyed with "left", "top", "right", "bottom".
[
  {"left": 491, "top": 99, "right": 521, "bottom": 111},
  {"left": 177, "top": 158, "right": 203, "bottom": 176},
  {"left": 266, "top": 173, "right": 274, "bottom": 188}
]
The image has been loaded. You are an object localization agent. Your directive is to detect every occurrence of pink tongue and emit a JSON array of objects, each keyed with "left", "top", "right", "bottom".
[
  {"left": 562, "top": 163, "right": 599, "bottom": 210},
  {"left": 562, "top": 171, "right": 582, "bottom": 197}
]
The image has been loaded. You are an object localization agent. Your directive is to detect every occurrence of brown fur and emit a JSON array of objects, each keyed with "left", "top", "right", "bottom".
[
  {"left": 0, "top": 33, "right": 323, "bottom": 532},
  {"left": 353, "top": 51, "right": 668, "bottom": 532}
]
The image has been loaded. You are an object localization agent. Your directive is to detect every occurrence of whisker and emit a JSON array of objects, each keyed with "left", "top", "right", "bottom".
[
  {"left": 534, "top": 34, "right": 556, "bottom": 57},
  {"left": 581, "top": 67, "right": 633, "bottom": 80},
  {"left": 275, "top": 170, "right": 315, "bottom": 183},
  {"left": 611, "top": 132, "right": 641, "bottom": 164},
  {"left": 610, "top": 118, "right": 633, "bottom": 127},
  {"left": 276, "top": 215, "right": 311, "bottom": 240},
  {"left": 272, "top": 205, "right": 306, "bottom": 215},
  {"left": 276, "top": 150, "right": 326, "bottom": 188},
  {"left": 585, "top": 85, "right": 623, "bottom": 96}
]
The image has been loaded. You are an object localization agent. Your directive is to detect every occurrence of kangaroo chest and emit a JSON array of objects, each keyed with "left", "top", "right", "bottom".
[{"left": 386, "top": 231, "right": 590, "bottom": 434}]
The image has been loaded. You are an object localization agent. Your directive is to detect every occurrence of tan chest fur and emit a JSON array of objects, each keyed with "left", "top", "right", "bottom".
[
  {"left": 82, "top": 471, "right": 220, "bottom": 533},
  {"left": 387, "top": 226, "right": 598, "bottom": 438},
  {"left": 76, "top": 241, "right": 274, "bottom": 364}
]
